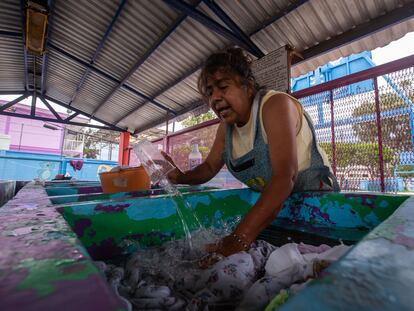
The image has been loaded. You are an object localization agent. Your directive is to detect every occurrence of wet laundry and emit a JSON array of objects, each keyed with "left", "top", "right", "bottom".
[{"left": 96, "top": 239, "right": 350, "bottom": 311}]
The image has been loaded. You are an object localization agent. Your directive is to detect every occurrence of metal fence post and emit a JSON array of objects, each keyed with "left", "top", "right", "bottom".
[
  {"left": 373, "top": 77, "right": 385, "bottom": 192},
  {"left": 329, "top": 90, "right": 337, "bottom": 176}
]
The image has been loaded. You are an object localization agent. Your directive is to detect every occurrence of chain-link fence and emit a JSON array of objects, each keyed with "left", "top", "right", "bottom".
[{"left": 294, "top": 58, "right": 414, "bottom": 192}]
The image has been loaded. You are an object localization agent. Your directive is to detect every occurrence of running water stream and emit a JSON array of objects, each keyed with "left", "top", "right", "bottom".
[
  {"left": 158, "top": 177, "right": 203, "bottom": 251},
  {"left": 133, "top": 140, "right": 215, "bottom": 254}
]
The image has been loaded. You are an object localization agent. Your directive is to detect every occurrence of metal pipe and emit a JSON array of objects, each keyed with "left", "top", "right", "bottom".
[
  {"left": 163, "top": 0, "right": 263, "bottom": 57},
  {"left": 201, "top": 0, "right": 263, "bottom": 56},
  {"left": 60, "top": 127, "right": 66, "bottom": 158},
  {"left": 18, "top": 124, "right": 24, "bottom": 150}
]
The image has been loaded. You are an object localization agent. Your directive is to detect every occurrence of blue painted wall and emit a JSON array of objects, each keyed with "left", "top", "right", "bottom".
[{"left": 0, "top": 150, "right": 117, "bottom": 181}]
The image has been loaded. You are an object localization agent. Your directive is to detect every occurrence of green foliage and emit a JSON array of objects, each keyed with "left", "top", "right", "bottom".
[
  {"left": 351, "top": 88, "right": 414, "bottom": 152},
  {"left": 395, "top": 164, "right": 414, "bottom": 177},
  {"left": 319, "top": 142, "right": 396, "bottom": 177},
  {"left": 83, "top": 129, "right": 100, "bottom": 159},
  {"left": 347, "top": 83, "right": 414, "bottom": 187},
  {"left": 181, "top": 111, "right": 216, "bottom": 128},
  {"left": 83, "top": 147, "right": 99, "bottom": 159}
]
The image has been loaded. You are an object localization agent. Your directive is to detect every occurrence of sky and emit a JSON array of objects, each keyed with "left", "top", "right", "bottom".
[
  {"left": 371, "top": 31, "right": 414, "bottom": 65},
  {"left": 1, "top": 31, "right": 414, "bottom": 131}
]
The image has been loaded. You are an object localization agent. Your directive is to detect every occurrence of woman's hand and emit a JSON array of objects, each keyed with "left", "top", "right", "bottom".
[
  {"left": 197, "top": 252, "right": 225, "bottom": 269},
  {"left": 161, "top": 151, "right": 184, "bottom": 184},
  {"left": 205, "top": 234, "right": 251, "bottom": 257}
]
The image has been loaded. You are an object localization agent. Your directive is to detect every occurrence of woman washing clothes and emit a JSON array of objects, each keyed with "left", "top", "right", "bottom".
[{"left": 162, "top": 48, "right": 339, "bottom": 260}]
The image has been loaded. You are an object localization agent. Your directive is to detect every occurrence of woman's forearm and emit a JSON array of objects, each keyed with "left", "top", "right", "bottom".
[{"left": 234, "top": 175, "right": 295, "bottom": 243}]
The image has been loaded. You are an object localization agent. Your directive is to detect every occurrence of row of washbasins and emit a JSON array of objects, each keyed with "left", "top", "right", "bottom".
[
  {"left": 45, "top": 180, "right": 408, "bottom": 260},
  {"left": 43, "top": 180, "right": 414, "bottom": 310}
]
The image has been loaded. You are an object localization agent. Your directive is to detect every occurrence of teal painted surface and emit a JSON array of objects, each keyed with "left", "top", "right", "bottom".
[
  {"left": 0, "top": 150, "right": 116, "bottom": 181},
  {"left": 48, "top": 186, "right": 217, "bottom": 204},
  {"left": 45, "top": 181, "right": 101, "bottom": 187},
  {"left": 56, "top": 188, "right": 408, "bottom": 260},
  {"left": 277, "top": 196, "right": 414, "bottom": 311},
  {"left": 45, "top": 185, "right": 103, "bottom": 196},
  {"left": 1, "top": 181, "right": 412, "bottom": 311}
]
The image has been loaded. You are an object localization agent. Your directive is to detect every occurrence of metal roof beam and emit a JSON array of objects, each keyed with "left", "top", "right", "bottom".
[
  {"left": 0, "top": 30, "right": 22, "bottom": 37},
  {"left": 63, "top": 112, "right": 79, "bottom": 122},
  {"left": 41, "top": 94, "right": 127, "bottom": 132},
  {"left": 250, "top": 0, "right": 309, "bottom": 36},
  {"left": 294, "top": 1, "right": 414, "bottom": 64},
  {"left": 115, "top": 65, "right": 201, "bottom": 125},
  {"left": 134, "top": 99, "right": 206, "bottom": 134},
  {"left": 134, "top": 1, "right": 413, "bottom": 134},
  {"left": 163, "top": 0, "right": 263, "bottom": 57},
  {"left": 40, "top": 0, "right": 56, "bottom": 95},
  {"left": 92, "top": 6, "right": 192, "bottom": 118},
  {"left": 31, "top": 91, "right": 36, "bottom": 116},
  {"left": 122, "top": 1, "right": 306, "bottom": 126},
  {"left": 70, "top": 0, "right": 127, "bottom": 107},
  {"left": 39, "top": 95, "right": 62, "bottom": 121},
  {"left": 109, "top": 0, "right": 201, "bottom": 124},
  {"left": 47, "top": 43, "right": 176, "bottom": 116},
  {"left": 201, "top": 0, "right": 262, "bottom": 55},
  {"left": 0, "top": 94, "right": 29, "bottom": 112},
  {"left": 20, "top": 0, "right": 29, "bottom": 91},
  {"left": 0, "top": 109, "right": 124, "bottom": 131},
  {"left": 0, "top": 91, "right": 26, "bottom": 95}
]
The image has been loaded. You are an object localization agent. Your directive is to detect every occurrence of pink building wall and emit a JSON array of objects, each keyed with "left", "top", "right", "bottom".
[{"left": 0, "top": 100, "right": 81, "bottom": 155}]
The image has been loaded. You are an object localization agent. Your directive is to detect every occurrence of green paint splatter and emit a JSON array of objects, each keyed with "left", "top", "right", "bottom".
[
  {"left": 59, "top": 189, "right": 409, "bottom": 258},
  {"left": 265, "top": 290, "right": 289, "bottom": 311},
  {"left": 16, "top": 258, "right": 97, "bottom": 296},
  {"left": 61, "top": 191, "right": 252, "bottom": 249}
]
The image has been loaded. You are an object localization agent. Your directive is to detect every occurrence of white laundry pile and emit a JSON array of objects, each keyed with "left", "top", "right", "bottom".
[{"left": 96, "top": 239, "right": 350, "bottom": 311}]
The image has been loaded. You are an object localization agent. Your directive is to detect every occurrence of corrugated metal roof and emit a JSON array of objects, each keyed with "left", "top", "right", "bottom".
[
  {"left": 291, "top": 17, "right": 414, "bottom": 77},
  {"left": 0, "top": 0, "right": 413, "bottom": 134}
]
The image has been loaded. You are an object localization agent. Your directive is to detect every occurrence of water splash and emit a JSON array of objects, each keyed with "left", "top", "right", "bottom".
[
  {"left": 158, "top": 177, "right": 203, "bottom": 251},
  {"left": 134, "top": 140, "right": 204, "bottom": 252}
]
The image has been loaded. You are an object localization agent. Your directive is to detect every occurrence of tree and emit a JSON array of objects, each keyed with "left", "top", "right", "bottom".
[
  {"left": 83, "top": 128, "right": 100, "bottom": 159},
  {"left": 350, "top": 82, "right": 414, "bottom": 176},
  {"left": 352, "top": 92, "right": 413, "bottom": 152},
  {"left": 319, "top": 142, "right": 396, "bottom": 178},
  {"left": 181, "top": 111, "right": 216, "bottom": 128}
]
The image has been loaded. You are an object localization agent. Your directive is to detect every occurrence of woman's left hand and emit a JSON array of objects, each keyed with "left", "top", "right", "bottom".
[{"left": 205, "top": 234, "right": 249, "bottom": 257}]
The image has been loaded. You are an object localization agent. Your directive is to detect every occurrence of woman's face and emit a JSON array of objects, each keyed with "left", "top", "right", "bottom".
[{"left": 206, "top": 69, "right": 253, "bottom": 126}]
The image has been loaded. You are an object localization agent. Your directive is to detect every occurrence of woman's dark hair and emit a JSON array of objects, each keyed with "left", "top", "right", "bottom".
[{"left": 197, "top": 48, "right": 259, "bottom": 99}]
